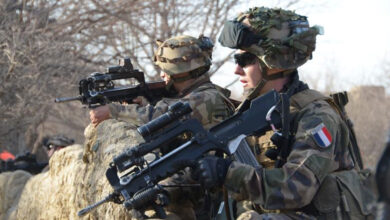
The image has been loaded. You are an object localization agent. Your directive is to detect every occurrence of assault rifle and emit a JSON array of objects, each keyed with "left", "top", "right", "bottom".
[
  {"left": 0, "top": 152, "right": 48, "bottom": 174},
  {"left": 55, "top": 58, "right": 176, "bottom": 108},
  {"left": 78, "top": 90, "right": 288, "bottom": 217}
]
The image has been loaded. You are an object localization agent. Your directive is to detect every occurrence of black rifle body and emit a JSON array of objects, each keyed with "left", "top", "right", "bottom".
[{"left": 55, "top": 58, "right": 175, "bottom": 108}]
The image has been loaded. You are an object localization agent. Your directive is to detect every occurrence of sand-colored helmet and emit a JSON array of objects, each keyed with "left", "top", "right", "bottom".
[
  {"left": 219, "top": 7, "right": 323, "bottom": 72},
  {"left": 154, "top": 35, "right": 213, "bottom": 79}
]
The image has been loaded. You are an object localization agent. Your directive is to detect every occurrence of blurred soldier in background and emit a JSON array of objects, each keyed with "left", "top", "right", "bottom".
[
  {"left": 0, "top": 134, "right": 74, "bottom": 174},
  {"left": 41, "top": 134, "right": 75, "bottom": 159},
  {"left": 193, "top": 7, "right": 376, "bottom": 220},
  {"left": 38, "top": 134, "right": 75, "bottom": 173}
]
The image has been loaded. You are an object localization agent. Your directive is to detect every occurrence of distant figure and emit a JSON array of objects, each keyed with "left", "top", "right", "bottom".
[
  {"left": 42, "top": 134, "right": 75, "bottom": 159},
  {"left": 1, "top": 151, "right": 46, "bottom": 174},
  {"left": 0, "top": 135, "right": 74, "bottom": 174}
]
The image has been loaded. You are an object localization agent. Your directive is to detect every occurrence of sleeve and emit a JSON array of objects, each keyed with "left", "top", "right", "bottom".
[
  {"left": 108, "top": 100, "right": 172, "bottom": 126},
  {"left": 224, "top": 104, "right": 342, "bottom": 210},
  {"left": 108, "top": 89, "right": 231, "bottom": 128}
]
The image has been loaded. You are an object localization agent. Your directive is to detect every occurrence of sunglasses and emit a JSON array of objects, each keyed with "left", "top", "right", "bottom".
[{"left": 233, "top": 52, "right": 258, "bottom": 68}]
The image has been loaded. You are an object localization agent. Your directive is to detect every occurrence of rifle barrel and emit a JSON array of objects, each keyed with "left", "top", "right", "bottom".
[
  {"left": 78, "top": 193, "right": 115, "bottom": 216},
  {"left": 54, "top": 96, "right": 82, "bottom": 103}
]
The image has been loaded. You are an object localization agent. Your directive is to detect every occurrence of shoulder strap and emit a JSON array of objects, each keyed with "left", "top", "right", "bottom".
[
  {"left": 328, "top": 92, "right": 364, "bottom": 170},
  {"left": 290, "top": 89, "right": 330, "bottom": 110},
  {"left": 213, "top": 85, "right": 236, "bottom": 114}
]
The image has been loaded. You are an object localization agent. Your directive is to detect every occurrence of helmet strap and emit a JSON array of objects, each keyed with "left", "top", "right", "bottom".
[
  {"left": 170, "top": 72, "right": 193, "bottom": 83},
  {"left": 263, "top": 69, "right": 296, "bottom": 80},
  {"left": 165, "top": 78, "right": 175, "bottom": 91},
  {"left": 237, "top": 60, "right": 295, "bottom": 111},
  {"left": 169, "top": 66, "right": 209, "bottom": 83},
  {"left": 239, "top": 60, "right": 269, "bottom": 104}
]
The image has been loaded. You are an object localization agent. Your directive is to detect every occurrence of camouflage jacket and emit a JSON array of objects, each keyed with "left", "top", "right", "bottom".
[
  {"left": 224, "top": 88, "right": 355, "bottom": 210},
  {"left": 108, "top": 74, "right": 234, "bottom": 128}
]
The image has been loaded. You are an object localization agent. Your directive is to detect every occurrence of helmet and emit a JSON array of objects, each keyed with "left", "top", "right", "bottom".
[
  {"left": 219, "top": 7, "right": 323, "bottom": 71},
  {"left": 42, "top": 135, "right": 74, "bottom": 149},
  {"left": 154, "top": 35, "right": 213, "bottom": 78}
]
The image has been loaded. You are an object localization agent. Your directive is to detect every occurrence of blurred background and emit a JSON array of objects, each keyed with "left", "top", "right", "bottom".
[{"left": 0, "top": 0, "right": 388, "bottom": 167}]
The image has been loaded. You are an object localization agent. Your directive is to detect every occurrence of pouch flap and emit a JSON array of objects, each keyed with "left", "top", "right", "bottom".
[{"left": 312, "top": 174, "right": 340, "bottom": 213}]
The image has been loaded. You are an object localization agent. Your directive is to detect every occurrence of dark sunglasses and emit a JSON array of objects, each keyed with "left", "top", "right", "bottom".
[{"left": 233, "top": 52, "right": 257, "bottom": 68}]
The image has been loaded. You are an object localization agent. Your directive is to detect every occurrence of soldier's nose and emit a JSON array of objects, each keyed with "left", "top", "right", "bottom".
[{"left": 234, "top": 64, "right": 245, "bottom": 76}]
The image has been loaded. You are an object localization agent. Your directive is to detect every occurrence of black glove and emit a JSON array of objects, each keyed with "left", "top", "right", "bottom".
[{"left": 193, "top": 156, "right": 232, "bottom": 189}]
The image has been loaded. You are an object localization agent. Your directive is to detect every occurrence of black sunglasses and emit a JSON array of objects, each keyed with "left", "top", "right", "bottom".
[{"left": 233, "top": 52, "right": 258, "bottom": 68}]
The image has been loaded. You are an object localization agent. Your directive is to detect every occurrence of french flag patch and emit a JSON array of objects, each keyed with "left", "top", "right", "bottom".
[{"left": 311, "top": 123, "right": 332, "bottom": 148}]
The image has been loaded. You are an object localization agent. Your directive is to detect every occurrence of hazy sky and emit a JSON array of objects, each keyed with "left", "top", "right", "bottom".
[{"left": 211, "top": 0, "right": 390, "bottom": 97}]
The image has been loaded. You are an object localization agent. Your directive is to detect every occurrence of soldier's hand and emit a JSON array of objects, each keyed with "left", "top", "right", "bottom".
[
  {"left": 193, "top": 156, "right": 232, "bottom": 189},
  {"left": 89, "top": 105, "right": 111, "bottom": 127},
  {"left": 132, "top": 96, "right": 149, "bottom": 106}
]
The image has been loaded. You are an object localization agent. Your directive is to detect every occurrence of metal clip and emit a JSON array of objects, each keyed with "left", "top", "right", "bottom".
[{"left": 266, "top": 105, "right": 282, "bottom": 136}]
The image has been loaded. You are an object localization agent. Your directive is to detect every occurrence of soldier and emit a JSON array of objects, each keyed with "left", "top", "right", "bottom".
[
  {"left": 89, "top": 35, "right": 234, "bottom": 130},
  {"left": 90, "top": 35, "right": 234, "bottom": 219},
  {"left": 42, "top": 134, "right": 75, "bottom": 159},
  {"left": 0, "top": 135, "right": 74, "bottom": 174},
  {"left": 194, "top": 7, "right": 375, "bottom": 219}
]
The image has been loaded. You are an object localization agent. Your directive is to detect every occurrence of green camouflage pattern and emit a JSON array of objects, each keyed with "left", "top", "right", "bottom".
[
  {"left": 237, "top": 7, "right": 321, "bottom": 70},
  {"left": 224, "top": 89, "right": 355, "bottom": 214},
  {"left": 236, "top": 210, "right": 315, "bottom": 220},
  {"left": 108, "top": 74, "right": 234, "bottom": 129},
  {"left": 154, "top": 35, "right": 212, "bottom": 75}
]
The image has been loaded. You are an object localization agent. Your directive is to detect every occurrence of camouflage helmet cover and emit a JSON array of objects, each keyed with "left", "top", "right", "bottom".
[
  {"left": 154, "top": 35, "right": 213, "bottom": 76},
  {"left": 220, "top": 7, "right": 323, "bottom": 70}
]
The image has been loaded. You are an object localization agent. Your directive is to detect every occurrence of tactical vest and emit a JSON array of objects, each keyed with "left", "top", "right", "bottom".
[{"left": 290, "top": 89, "right": 376, "bottom": 220}]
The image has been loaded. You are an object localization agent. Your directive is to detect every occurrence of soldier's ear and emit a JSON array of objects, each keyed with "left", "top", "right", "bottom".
[{"left": 156, "top": 40, "right": 163, "bottom": 47}]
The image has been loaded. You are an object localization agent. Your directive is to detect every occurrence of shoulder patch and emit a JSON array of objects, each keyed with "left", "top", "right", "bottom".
[{"left": 310, "top": 123, "right": 332, "bottom": 148}]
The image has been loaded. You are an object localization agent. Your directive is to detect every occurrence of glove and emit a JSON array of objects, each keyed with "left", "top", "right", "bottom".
[{"left": 193, "top": 156, "right": 232, "bottom": 189}]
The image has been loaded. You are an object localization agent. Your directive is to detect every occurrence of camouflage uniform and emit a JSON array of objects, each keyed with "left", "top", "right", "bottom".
[
  {"left": 225, "top": 78, "right": 355, "bottom": 219},
  {"left": 107, "top": 73, "right": 233, "bottom": 130}
]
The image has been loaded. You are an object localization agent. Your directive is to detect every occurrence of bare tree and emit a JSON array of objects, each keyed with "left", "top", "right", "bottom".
[
  {"left": 49, "top": 0, "right": 241, "bottom": 79},
  {"left": 1, "top": 0, "right": 315, "bottom": 157},
  {"left": 0, "top": 0, "right": 91, "bottom": 157}
]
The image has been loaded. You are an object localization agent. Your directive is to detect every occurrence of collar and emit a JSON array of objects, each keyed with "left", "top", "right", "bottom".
[{"left": 177, "top": 74, "right": 212, "bottom": 97}]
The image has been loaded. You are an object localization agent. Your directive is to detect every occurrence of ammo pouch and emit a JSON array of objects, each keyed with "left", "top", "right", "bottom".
[{"left": 311, "top": 169, "right": 376, "bottom": 220}]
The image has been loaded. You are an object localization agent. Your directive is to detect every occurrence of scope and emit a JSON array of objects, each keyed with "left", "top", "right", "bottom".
[
  {"left": 107, "top": 58, "right": 133, "bottom": 74},
  {"left": 137, "top": 101, "right": 192, "bottom": 139}
]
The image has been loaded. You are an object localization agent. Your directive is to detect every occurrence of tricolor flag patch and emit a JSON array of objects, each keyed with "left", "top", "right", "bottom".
[{"left": 310, "top": 123, "right": 332, "bottom": 148}]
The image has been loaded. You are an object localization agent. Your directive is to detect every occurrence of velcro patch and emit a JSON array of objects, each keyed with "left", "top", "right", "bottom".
[{"left": 310, "top": 123, "right": 332, "bottom": 148}]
